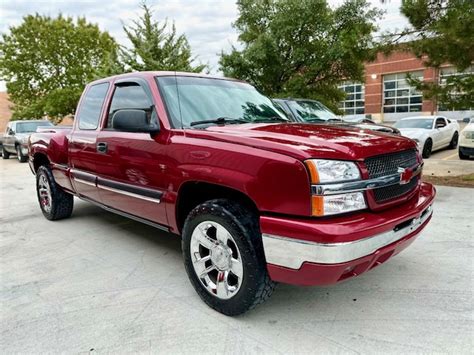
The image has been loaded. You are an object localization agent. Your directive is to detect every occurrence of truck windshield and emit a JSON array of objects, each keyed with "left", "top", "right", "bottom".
[
  {"left": 394, "top": 119, "right": 434, "bottom": 129},
  {"left": 286, "top": 100, "right": 339, "bottom": 122},
  {"left": 156, "top": 76, "right": 288, "bottom": 128},
  {"left": 16, "top": 121, "right": 53, "bottom": 133}
]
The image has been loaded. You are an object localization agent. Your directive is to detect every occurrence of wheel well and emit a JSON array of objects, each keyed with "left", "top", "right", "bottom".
[
  {"left": 33, "top": 153, "right": 50, "bottom": 172},
  {"left": 176, "top": 181, "right": 259, "bottom": 233}
]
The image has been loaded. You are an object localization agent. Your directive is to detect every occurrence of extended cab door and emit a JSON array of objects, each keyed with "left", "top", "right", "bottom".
[
  {"left": 94, "top": 79, "right": 168, "bottom": 226},
  {"left": 68, "top": 82, "right": 110, "bottom": 202}
]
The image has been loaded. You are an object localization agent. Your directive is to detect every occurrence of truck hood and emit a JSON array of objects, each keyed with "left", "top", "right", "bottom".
[{"left": 189, "top": 123, "right": 417, "bottom": 161}]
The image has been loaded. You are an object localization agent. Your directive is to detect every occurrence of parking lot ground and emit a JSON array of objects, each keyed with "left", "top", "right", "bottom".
[
  {"left": 1, "top": 159, "right": 473, "bottom": 354},
  {"left": 423, "top": 159, "right": 474, "bottom": 177}
]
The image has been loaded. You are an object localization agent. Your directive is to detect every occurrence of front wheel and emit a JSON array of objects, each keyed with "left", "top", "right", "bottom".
[
  {"left": 182, "top": 199, "right": 275, "bottom": 316},
  {"left": 16, "top": 145, "right": 28, "bottom": 163},
  {"left": 422, "top": 139, "right": 433, "bottom": 159},
  {"left": 2, "top": 147, "right": 10, "bottom": 159},
  {"left": 449, "top": 132, "right": 459, "bottom": 149},
  {"left": 36, "top": 165, "right": 74, "bottom": 220}
]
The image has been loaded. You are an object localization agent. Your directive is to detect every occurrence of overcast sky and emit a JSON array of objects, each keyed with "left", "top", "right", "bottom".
[{"left": 0, "top": 0, "right": 408, "bottom": 92}]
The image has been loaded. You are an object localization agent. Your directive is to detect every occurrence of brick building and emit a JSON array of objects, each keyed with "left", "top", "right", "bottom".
[
  {"left": 339, "top": 50, "right": 473, "bottom": 122},
  {"left": 0, "top": 92, "right": 12, "bottom": 134}
]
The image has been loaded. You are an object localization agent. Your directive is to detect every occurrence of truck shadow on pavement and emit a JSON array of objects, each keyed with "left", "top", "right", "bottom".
[{"left": 69, "top": 199, "right": 401, "bottom": 319}]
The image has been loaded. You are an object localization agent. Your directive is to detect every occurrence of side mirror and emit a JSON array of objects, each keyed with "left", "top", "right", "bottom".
[
  {"left": 463, "top": 117, "right": 471, "bottom": 123},
  {"left": 8, "top": 129, "right": 15, "bottom": 135},
  {"left": 112, "top": 109, "right": 159, "bottom": 134}
]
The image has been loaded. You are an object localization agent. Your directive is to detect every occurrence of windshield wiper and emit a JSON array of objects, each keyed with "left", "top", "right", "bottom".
[
  {"left": 253, "top": 116, "right": 289, "bottom": 123},
  {"left": 190, "top": 117, "right": 248, "bottom": 127}
]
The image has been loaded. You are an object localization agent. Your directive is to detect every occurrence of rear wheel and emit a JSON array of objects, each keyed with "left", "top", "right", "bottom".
[
  {"left": 422, "top": 139, "right": 433, "bottom": 159},
  {"left": 16, "top": 145, "right": 28, "bottom": 163},
  {"left": 182, "top": 199, "right": 275, "bottom": 316},
  {"left": 36, "top": 165, "right": 74, "bottom": 220},
  {"left": 449, "top": 132, "right": 459, "bottom": 149},
  {"left": 2, "top": 147, "right": 10, "bottom": 159}
]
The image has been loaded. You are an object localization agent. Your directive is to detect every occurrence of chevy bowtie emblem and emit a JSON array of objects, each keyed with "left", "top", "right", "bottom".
[{"left": 398, "top": 167, "right": 413, "bottom": 185}]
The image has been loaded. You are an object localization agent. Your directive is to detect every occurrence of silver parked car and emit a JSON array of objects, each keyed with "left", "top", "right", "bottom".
[{"left": 2, "top": 120, "right": 54, "bottom": 162}]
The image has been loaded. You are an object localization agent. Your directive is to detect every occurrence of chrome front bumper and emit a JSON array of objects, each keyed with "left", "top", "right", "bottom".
[{"left": 262, "top": 204, "right": 433, "bottom": 270}]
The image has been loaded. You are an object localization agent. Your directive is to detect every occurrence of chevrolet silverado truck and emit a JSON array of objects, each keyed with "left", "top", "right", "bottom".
[{"left": 29, "top": 72, "right": 436, "bottom": 316}]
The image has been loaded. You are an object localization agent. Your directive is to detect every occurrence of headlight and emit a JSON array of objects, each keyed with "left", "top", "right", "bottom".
[
  {"left": 305, "top": 159, "right": 360, "bottom": 183},
  {"left": 20, "top": 136, "right": 29, "bottom": 144},
  {"left": 305, "top": 159, "right": 366, "bottom": 216},
  {"left": 463, "top": 131, "right": 474, "bottom": 139}
]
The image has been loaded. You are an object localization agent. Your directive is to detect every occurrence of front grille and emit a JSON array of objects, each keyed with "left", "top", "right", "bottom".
[
  {"left": 373, "top": 176, "right": 419, "bottom": 202},
  {"left": 365, "top": 150, "right": 418, "bottom": 179}
]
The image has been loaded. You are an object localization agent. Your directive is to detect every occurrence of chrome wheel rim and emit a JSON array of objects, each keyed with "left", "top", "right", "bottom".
[
  {"left": 16, "top": 146, "right": 21, "bottom": 161},
  {"left": 38, "top": 174, "right": 52, "bottom": 213},
  {"left": 190, "top": 221, "right": 243, "bottom": 300}
]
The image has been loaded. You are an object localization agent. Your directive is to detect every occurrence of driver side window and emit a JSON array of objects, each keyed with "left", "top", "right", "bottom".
[
  {"left": 107, "top": 83, "right": 154, "bottom": 128},
  {"left": 435, "top": 117, "right": 446, "bottom": 128}
]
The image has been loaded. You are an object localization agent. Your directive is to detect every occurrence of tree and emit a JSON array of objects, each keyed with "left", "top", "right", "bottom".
[
  {"left": 219, "top": 0, "right": 381, "bottom": 111},
  {"left": 121, "top": 3, "right": 206, "bottom": 73},
  {"left": 0, "top": 14, "right": 122, "bottom": 122},
  {"left": 386, "top": 0, "right": 474, "bottom": 110}
]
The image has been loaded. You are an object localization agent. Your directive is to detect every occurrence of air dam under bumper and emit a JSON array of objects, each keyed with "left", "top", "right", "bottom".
[{"left": 261, "top": 182, "right": 435, "bottom": 286}]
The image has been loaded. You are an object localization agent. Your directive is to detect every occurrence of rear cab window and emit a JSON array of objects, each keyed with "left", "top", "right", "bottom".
[{"left": 76, "top": 83, "right": 109, "bottom": 130}]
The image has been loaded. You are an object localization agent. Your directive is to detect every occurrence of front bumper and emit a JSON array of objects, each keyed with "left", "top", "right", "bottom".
[
  {"left": 261, "top": 182, "right": 436, "bottom": 286},
  {"left": 459, "top": 146, "right": 474, "bottom": 156}
]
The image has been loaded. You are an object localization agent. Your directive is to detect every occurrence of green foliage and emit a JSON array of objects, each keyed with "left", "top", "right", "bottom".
[
  {"left": 391, "top": 0, "right": 474, "bottom": 110},
  {"left": 219, "top": 0, "right": 381, "bottom": 111},
  {"left": 121, "top": 3, "right": 206, "bottom": 73},
  {"left": 0, "top": 14, "right": 121, "bottom": 121}
]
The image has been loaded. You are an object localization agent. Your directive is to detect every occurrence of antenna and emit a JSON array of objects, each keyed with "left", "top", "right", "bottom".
[{"left": 174, "top": 71, "right": 184, "bottom": 129}]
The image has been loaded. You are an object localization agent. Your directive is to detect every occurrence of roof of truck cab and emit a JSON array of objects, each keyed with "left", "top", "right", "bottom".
[{"left": 88, "top": 71, "right": 246, "bottom": 86}]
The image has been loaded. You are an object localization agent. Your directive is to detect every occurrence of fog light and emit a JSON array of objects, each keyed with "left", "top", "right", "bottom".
[{"left": 312, "top": 192, "right": 367, "bottom": 216}]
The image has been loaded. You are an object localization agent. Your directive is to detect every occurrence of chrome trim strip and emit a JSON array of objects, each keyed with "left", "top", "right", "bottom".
[
  {"left": 74, "top": 178, "right": 96, "bottom": 187},
  {"left": 262, "top": 205, "right": 432, "bottom": 269},
  {"left": 97, "top": 184, "right": 161, "bottom": 204},
  {"left": 78, "top": 195, "right": 169, "bottom": 232},
  {"left": 312, "top": 163, "right": 423, "bottom": 196}
]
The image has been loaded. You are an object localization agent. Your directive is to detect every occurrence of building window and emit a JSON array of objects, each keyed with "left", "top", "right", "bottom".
[
  {"left": 438, "top": 66, "right": 474, "bottom": 111},
  {"left": 339, "top": 82, "right": 364, "bottom": 115},
  {"left": 383, "top": 71, "right": 423, "bottom": 113}
]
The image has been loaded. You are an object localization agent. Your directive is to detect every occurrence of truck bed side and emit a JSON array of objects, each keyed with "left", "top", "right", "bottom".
[{"left": 29, "top": 127, "right": 75, "bottom": 193}]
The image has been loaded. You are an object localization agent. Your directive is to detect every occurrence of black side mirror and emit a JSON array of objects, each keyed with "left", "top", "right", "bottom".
[
  {"left": 463, "top": 117, "right": 471, "bottom": 123},
  {"left": 112, "top": 109, "right": 159, "bottom": 134},
  {"left": 9, "top": 129, "right": 15, "bottom": 135}
]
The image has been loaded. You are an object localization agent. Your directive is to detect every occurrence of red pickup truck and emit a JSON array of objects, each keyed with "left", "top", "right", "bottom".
[{"left": 29, "top": 72, "right": 435, "bottom": 316}]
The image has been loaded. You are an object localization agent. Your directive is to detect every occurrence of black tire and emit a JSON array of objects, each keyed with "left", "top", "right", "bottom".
[
  {"left": 422, "top": 139, "right": 432, "bottom": 159},
  {"left": 2, "top": 147, "right": 10, "bottom": 159},
  {"left": 449, "top": 132, "right": 459, "bottom": 149},
  {"left": 459, "top": 149, "right": 469, "bottom": 160},
  {"left": 182, "top": 199, "right": 275, "bottom": 316},
  {"left": 16, "top": 145, "right": 28, "bottom": 163},
  {"left": 36, "top": 165, "right": 74, "bottom": 220}
]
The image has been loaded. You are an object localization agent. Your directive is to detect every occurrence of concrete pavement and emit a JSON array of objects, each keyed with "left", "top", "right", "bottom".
[
  {"left": 1, "top": 159, "right": 473, "bottom": 354},
  {"left": 423, "top": 159, "right": 474, "bottom": 176}
]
